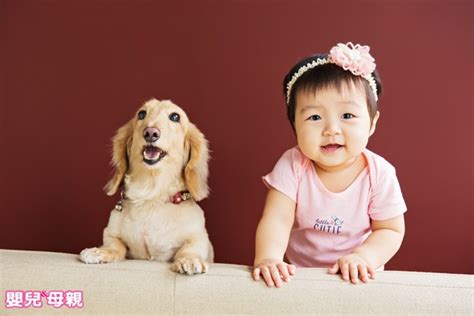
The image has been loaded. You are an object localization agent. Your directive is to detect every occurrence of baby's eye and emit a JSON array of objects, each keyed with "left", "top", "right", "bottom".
[
  {"left": 342, "top": 113, "right": 355, "bottom": 119},
  {"left": 307, "top": 115, "right": 322, "bottom": 121},
  {"left": 169, "top": 112, "right": 180, "bottom": 122},
  {"left": 137, "top": 110, "right": 147, "bottom": 120}
]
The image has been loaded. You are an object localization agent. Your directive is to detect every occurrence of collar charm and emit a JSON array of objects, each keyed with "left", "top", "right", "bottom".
[
  {"left": 113, "top": 199, "right": 123, "bottom": 212},
  {"left": 171, "top": 191, "right": 193, "bottom": 204}
]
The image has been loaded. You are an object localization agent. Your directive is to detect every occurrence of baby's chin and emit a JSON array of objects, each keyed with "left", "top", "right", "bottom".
[{"left": 311, "top": 153, "right": 360, "bottom": 172}]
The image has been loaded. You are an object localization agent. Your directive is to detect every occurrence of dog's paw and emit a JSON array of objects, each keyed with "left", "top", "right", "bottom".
[
  {"left": 79, "top": 247, "right": 120, "bottom": 264},
  {"left": 171, "top": 256, "right": 209, "bottom": 275}
]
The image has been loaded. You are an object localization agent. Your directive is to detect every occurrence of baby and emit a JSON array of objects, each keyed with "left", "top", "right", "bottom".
[{"left": 253, "top": 43, "right": 407, "bottom": 287}]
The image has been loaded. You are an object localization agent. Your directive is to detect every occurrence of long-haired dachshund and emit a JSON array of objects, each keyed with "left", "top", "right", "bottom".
[{"left": 79, "top": 99, "right": 213, "bottom": 274}]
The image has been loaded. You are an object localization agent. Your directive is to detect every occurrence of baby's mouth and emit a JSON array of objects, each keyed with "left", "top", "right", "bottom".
[
  {"left": 143, "top": 145, "right": 167, "bottom": 165},
  {"left": 321, "top": 144, "right": 343, "bottom": 152}
]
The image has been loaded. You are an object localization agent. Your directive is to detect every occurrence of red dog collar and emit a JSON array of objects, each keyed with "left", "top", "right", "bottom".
[{"left": 114, "top": 190, "right": 193, "bottom": 212}]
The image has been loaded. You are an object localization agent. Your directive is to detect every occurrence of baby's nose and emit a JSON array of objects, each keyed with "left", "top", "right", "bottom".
[
  {"left": 143, "top": 127, "right": 160, "bottom": 142},
  {"left": 323, "top": 122, "right": 342, "bottom": 136}
]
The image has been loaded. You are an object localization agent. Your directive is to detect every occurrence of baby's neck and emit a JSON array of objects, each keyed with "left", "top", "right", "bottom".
[{"left": 313, "top": 154, "right": 367, "bottom": 193}]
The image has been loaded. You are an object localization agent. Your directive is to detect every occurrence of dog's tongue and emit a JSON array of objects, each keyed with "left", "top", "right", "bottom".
[{"left": 144, "top": 146, "right": 160, "bottom": 159}]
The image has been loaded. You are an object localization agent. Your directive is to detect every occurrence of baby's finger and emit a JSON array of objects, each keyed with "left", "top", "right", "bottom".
[
  {"left": 261, "top": 266, "right": 275, "bottom": 288},
  {"left": 350, "top": 263, "right": 359, "bottom": 284},
  {"left": 328, "top": 262, "right": 339, "bottom": 274},
  {"left": 367, "top": 265, "right": 376, "bottom": 279},
  {"left": 252, "top": 268, "right": 261, "bottom": 281},
  {"left": 288, "top": 264, "right": 297, "bottom": 275},
  {"left": 277, "top": 263, "right": 290, "bottom": 282},
  {"left": 340, "top": 262, "right": 349, "bottom": 281},
  {"left": 358, "top": 264, "right": 368, "bottom": 283},
  {"left": 270, "top": 265, "right": 283, "bottom": 288}
]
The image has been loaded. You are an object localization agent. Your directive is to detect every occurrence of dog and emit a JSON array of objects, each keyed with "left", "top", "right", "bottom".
[{"left": 79, "top": 99, "right": 214, "bottom": 275}]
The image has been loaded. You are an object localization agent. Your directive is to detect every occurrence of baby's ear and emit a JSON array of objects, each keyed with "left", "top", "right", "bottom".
[
  {"left": 104, "top": 119, "right": 134, "bottom": 196},
  {"left": 184, "top": 123, "right": 210, "bottom": 201},
  {"left": 369, "top": 111, "right": 380, "bottom": 136}
]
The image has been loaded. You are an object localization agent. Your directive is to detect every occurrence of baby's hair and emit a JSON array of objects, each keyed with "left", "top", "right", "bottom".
[{"left": 283, "top": 53, "right": 383, "bottom": 130}]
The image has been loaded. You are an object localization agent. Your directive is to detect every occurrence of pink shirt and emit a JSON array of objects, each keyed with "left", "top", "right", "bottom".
[{"left": 263, "top": 146, "right": 407, "bottom": 268}]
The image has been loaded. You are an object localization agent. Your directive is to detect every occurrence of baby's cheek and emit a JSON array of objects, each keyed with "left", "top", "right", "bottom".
[
  {"left": 297, "top": 138, "right": 317, "bottom": 160},
  {"left": 349, "top": 132, "right": 370, "bottom": 151}
]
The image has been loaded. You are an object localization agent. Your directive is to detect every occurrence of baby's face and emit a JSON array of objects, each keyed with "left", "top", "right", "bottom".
[{"left": 294, "top": 82, "right": 379, "bottom": 172}]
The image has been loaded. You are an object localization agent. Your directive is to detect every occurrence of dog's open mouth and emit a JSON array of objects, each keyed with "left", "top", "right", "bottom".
[{"left": 143, "top": 145, "right": 167, "bottom": 165}]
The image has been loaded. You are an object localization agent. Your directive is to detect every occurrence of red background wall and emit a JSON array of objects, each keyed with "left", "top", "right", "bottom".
[{"left": 1, "top": 0, "right": 472, "bottom": 274}]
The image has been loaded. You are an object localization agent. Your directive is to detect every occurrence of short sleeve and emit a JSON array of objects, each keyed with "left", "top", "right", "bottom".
[
  {"left": 368, "top": 166, "right": 407, "bottom": 221},
  {"left": 262, "top": 148, "right": 304, "bottom": 202}
]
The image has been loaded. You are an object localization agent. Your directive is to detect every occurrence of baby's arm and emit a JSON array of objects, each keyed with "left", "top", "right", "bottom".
[
  {"left": 253, "top": 188, "right": 296, "bottom": 288},
  {"left": 329, "top": 215, "right": 405, "bottom": 284}
]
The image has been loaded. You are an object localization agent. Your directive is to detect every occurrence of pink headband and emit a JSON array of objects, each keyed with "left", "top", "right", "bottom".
[{"left": 286, "top": 42, "right": 378, "bottom": 104}]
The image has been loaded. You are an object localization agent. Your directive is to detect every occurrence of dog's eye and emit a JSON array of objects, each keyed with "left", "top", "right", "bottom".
[
  {"left": 137, "top": 110, "right": 147, "bottom": 120},
  {"left": 169, "top": 112, "right": 180, "bottom": 122}
]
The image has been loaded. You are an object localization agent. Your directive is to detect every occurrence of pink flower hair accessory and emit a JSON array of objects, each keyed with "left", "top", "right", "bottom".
[
  {"left": 286, "top": 42, "right": 378, "bottom": 104},
  {"left": 329, "top": 42, "right": 376, "bottom": 78}
]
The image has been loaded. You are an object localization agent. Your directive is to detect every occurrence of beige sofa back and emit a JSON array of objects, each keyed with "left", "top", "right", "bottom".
[{"left": 1, "top": 250, "right": 472, "bottom": 315}]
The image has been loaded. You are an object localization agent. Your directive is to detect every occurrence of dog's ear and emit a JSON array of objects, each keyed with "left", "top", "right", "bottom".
[
  {"left": 104, "top": 119, "right": 134, "bottom": 196},
  {"left": 184, "top": 123, "right": 210, "bottom": 201}
]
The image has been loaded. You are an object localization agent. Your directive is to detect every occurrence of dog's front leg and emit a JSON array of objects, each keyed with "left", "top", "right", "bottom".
[
  {"left": 171, "top": 235, "right": 210, "bottom": 275},
  {"left": 79, "top": 228, "right": 127, "bottom": 264}
]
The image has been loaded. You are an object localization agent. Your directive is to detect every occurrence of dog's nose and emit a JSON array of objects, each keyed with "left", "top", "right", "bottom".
[{"left": 143, "top": 127, "right": 160, "bottom": 142}]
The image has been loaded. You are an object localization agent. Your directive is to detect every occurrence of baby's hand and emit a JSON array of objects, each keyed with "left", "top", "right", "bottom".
[
  {"left": 328, "top": 253, "right": 375, "bottom": 284},
  {"left": 253, "top": 259, "right": 296, "bottom": 288}
]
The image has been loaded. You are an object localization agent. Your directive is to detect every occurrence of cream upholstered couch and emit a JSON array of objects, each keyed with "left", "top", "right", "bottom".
[{"left": 1, "top": 249, "right": 472, "bottom": 315}]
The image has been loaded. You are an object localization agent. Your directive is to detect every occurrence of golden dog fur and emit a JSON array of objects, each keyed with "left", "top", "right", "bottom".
[{"left": 79, "top": 99, "right": 213, "bottom": 274}]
